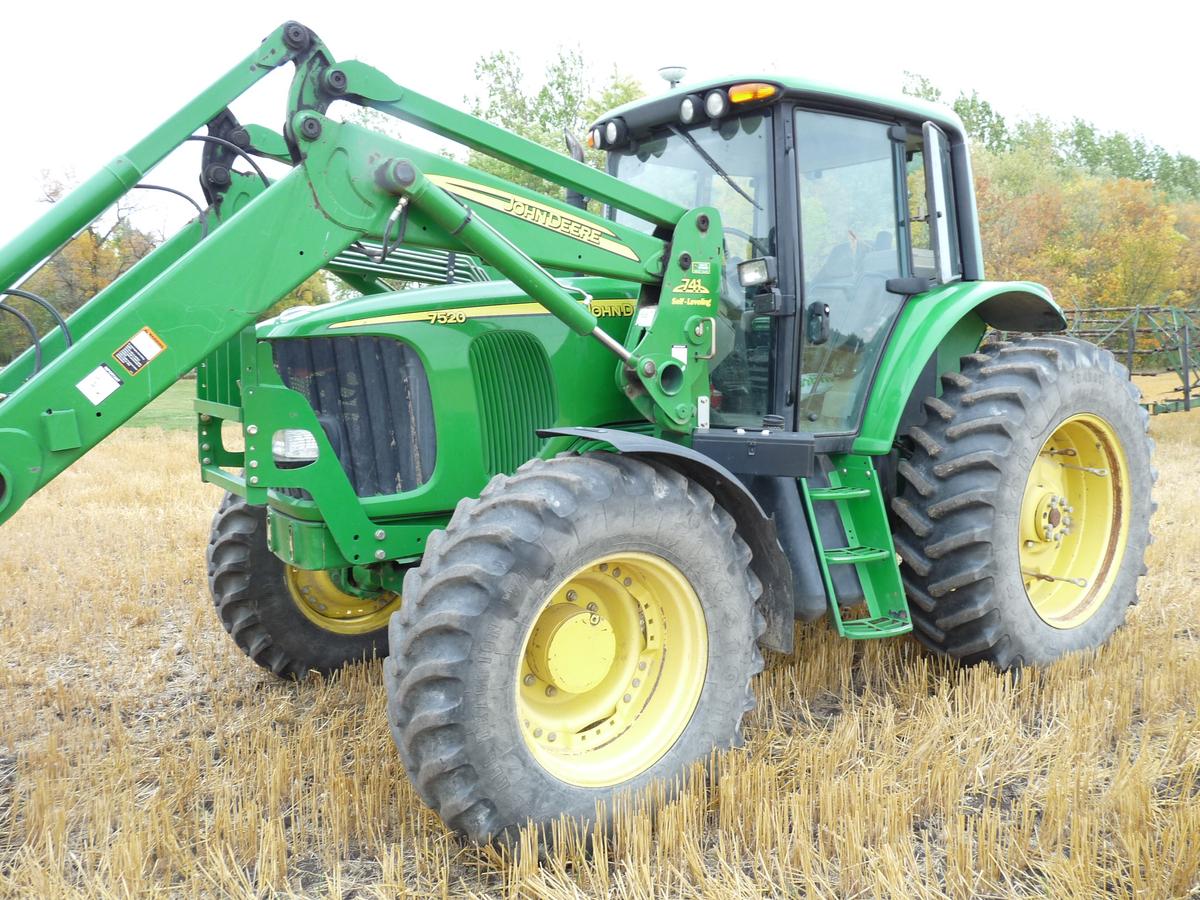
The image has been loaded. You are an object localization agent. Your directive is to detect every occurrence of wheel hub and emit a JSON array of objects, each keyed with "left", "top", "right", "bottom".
[
  {"left": 1031, "top": 492, "right": 1074, "bottom": 544},
  {"left": 1018, "top": 414, "right": 1129, "bottom": 629},
  {"left": 285, "top": 567, "right": 401, "bottom": 635},
  {"left": 516, "top": 552, "right": 708, "bottom": 788},
  {"left": 526, "top": 603, "right": 616, "bottom": 694}
]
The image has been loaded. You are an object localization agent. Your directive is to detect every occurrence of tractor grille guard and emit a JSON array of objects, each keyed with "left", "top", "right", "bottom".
[{"left": 271, "top": 335, "right": 436, "bottom": 499}]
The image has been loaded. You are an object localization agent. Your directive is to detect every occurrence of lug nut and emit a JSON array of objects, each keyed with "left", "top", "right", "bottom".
[
  {"left": 545, "top": 686, "right": 557, "bottom": 697},
  {"left": 523, "top": 674, "right": 536, "bottom": 686},
  {"left": 566, "top": 590, "right": 578, "bottom": 602},
  {"left": 587, "top": 602, "right": 598, "bottom": 612}
]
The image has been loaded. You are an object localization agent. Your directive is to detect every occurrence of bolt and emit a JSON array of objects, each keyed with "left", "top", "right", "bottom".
[
  {"left": 587, "top": 602, "right": 599, "bottom": 612},
  {"left": 1025, "top": 540, "right": 1036, "bottom": 548},
  {"left": 282, "top": 21, "right": 309, "bottom": 50},
  {"left": 545, "top": 686, "right": 557, "bottom": 697},
  {"left": 612, "top": 567, "right": 621, "bottom": 578},
  {"left": 200, "top": 414, "right": 211, "bottom": 423},
  {"left": 523, "top": 674, "right": 536, "bottom": 686},
  {"left": 201, "top": 443, "right": 211, "bottom": 451},
  {"left": 566, "top": 590, "right": 578, "bottom": 602},
  {"left": 202, "top": 457, "right": 212, "bottom": 465},
  {"left": 249, "top": 460, "right": 259, "bottom": 469},
  {"left": 1043, "top": 527, "right": 1052, "bottom": 539},
  {"left": 374, "top": 549, "right": 386, "bottom": 561},
  {"left": 547, "top": 733, "right": 557, "bottom": 742},
  {"left": 533, "top": 728, "right": 542, "bottom": 738},
  {"left": 638, "top": 661, "right": 647, "bottom": 671},
  {"left": 250, "top": 476, "right": 259, "bottom": 485},
  {"left": 694, "top": 324, "right": 704, "bottom": 337},
  {"left": 641, "top": 360, "right": 657, "bottom": 377},
  {"left": 632, "top": 678, "right": 641, "bottom": 688},
  {"left": 246, "top": 425, "right": 259, "bottom": 436},
  {"left": 324, "top": 68, "right": 348, "bottom": 94},
  {"left": 623, "top": 577, "right": 632, "bottom": 587},
  {"left": 590, "top": 615, "right": 601, "bottom": 625},
  {"left": 375, "top": 529, "right": 386, "bottom": 540},
  {"left": 299, "top": 116, "right": 323, "bottom": 141},
  {"left": 623, "top": 693, "right": 632, "bottom": 703},
  {"left": 599, "top": 563, "right": 608, "bottom": 572}
]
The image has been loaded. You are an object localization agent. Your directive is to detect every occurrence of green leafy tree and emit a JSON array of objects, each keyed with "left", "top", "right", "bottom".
[{"left": 465, "top": 49, "right": 644, "bottom": 203}]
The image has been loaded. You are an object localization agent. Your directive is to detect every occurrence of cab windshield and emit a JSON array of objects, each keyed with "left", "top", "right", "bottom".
[{"left": 608, "top": 114, "right": 775, "bottom": 427}]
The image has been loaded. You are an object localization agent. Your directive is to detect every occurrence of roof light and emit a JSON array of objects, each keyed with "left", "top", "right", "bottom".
[
  {"left": 679, "top": 94, "right": 704, "bottom": 125},
  {"left": 588, "top": 127, "right": 601, "bottom": 149},
  {"left": 728, "top": 82, "right": 777, "bottom": 104},
  {"left": 704, "top": 89, "right": 729, "bottom": 119},
  {"left": 604, "top": 118, "right": 628, "bottom": 147}
]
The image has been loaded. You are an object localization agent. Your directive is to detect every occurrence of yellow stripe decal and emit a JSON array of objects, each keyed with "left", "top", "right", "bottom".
[
  {"left": 428, "top": 175, "right": 640, "bottom": 262},
  {"left": 328, "top": 298, "right": 636, "bottom": 330}
]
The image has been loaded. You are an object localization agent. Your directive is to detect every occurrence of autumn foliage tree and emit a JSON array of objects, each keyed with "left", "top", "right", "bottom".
[
  {"left": 907, "top": 73, "right": 1197, "bottom": 311},
  {"left": 1, "top": 178, "right": 330, "bottom": 366}
]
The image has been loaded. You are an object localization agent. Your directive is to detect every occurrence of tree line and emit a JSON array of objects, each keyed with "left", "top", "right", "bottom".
[
  {"left": 3, "top": 55, "right": 1194, "bottom": 366},
  {"left": 904, "top": 73, "right": 1199, "bottom": 309}
]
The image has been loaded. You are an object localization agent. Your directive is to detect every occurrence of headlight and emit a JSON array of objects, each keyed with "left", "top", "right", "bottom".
[
  {"left": 704, "top": 89, "right": 729, "bottom": 119},
  {"left": 272, "top": 429, "right": 319, "bottom": 463},
  {"left": 679, "top": 94, "right": 704, "bottom": 125},
  {"left": 603, "top": 118, "right": 628, "bottom": 148}
]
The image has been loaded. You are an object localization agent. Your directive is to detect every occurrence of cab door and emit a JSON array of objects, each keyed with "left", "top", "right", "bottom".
[{"left": 792, "top": 110, "right": 908, "bottom": 434}]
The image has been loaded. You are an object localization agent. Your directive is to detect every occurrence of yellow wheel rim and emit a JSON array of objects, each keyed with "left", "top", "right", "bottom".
[
  {"left": 517, "top": 552, "right": 708, "bottom": 788},
  {"left": 1018, "top": 414, "right": 1130, "bottom": 629},
  {"left": 284, "top": 567, "right": 401, "bottom": 636}
]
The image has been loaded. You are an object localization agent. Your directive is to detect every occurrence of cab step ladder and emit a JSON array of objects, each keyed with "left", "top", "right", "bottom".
[{"left": 799, "top": 453, "right": 912, "bottom": 639}]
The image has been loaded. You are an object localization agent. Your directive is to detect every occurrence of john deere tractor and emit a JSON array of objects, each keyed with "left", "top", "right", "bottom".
[{"left": 0, "top": 22, "right": 1153, "bottom": 844}]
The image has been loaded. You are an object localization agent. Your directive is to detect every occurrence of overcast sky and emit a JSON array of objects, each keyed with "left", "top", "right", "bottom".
[{"left": 2, "top": 0, "right": 1195, "bottom": 248}]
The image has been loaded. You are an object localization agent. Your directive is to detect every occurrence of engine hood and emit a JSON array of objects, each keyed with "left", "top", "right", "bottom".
[{"left": 257, "top": 276, "right": 641, "bottom": 340}]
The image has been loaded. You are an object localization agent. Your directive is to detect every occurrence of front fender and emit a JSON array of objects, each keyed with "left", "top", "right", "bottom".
[
  {"left": 539, "top": 426, "right": 795, "bottom": 654},
  {"left": 855, "top": 280, "right": 1064, "bottom": 454}
]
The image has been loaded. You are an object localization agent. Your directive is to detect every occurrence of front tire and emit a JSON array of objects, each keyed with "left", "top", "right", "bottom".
[
  {"left": 891, "top": 336, "right": 1154, "bottom": 668},
  {"left": 206, "top": 493, "right": 400, "bottom": 679},
  {"left": 384, "top": 453, "right": 764, "bottom": 844}
]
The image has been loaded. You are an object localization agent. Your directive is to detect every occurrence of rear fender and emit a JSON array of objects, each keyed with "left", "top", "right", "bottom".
[
  {"left": 539, "top": 426, "right": 795, "bottom": 654},
  {"left": 855, "top": 280, "right": 1065, "bottom": 454}
]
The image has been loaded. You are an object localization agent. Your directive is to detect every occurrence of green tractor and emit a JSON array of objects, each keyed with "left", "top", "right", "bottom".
[{"left": 0, "top": 23, "right": 1153, "bottom": 844}]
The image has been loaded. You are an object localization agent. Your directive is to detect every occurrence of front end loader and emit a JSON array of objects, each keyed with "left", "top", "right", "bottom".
[{"left": 0, "top": 22, "right": 1154, "bottom": 845}]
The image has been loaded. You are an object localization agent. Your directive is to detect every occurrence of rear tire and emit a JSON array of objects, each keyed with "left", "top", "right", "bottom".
[
  {"left": 891, "top": 336, "right": 1154, "bottom": 668},
  {"left": 206, "top": 493, "right": 397, "bottom": 679},
  {"left": 384, "top": 453, "right": 765, "bottom": 845}
]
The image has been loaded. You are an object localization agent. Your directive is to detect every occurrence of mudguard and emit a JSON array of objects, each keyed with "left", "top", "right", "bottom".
[
  {"left": 856, "top": 280, "right": 1065, "bottom": 454},
  {"left": 539, "top": 427, "right": 795, "bottom": 654}
]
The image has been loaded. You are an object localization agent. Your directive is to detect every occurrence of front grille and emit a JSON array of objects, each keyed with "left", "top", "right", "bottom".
[
  {"left": 272, "top": 336, "right": 436, "bottom": 498},
  {"left": 470, "top": 330, "right": 557, "bottom": 475}
]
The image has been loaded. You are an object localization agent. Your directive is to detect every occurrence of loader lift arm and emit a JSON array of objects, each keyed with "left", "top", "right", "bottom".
[{"left": 0, "top": 21, "right": 726, "bottom": 525}]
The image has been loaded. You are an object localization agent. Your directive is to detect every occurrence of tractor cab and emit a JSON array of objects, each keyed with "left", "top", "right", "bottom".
[{"left": 591, "top": 78, "right": 973, "bottom": 437}]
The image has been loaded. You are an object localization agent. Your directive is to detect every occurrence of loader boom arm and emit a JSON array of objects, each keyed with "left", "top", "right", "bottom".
[{"left": 0, "top": 22, "right": 726, "bottom": 525}]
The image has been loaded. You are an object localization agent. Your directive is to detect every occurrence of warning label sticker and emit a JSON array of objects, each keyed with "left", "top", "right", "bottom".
[
  {"left": 76, "top": 364, "right": 123, "bottom": 406},
  {"left": 113, "top": 327, "right": 166, "bottom": 376}
]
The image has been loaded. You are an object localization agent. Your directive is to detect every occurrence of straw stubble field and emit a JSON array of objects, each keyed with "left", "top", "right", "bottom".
[{"left": 0, "top": 413, "right": 1198, "bottom": 898}]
